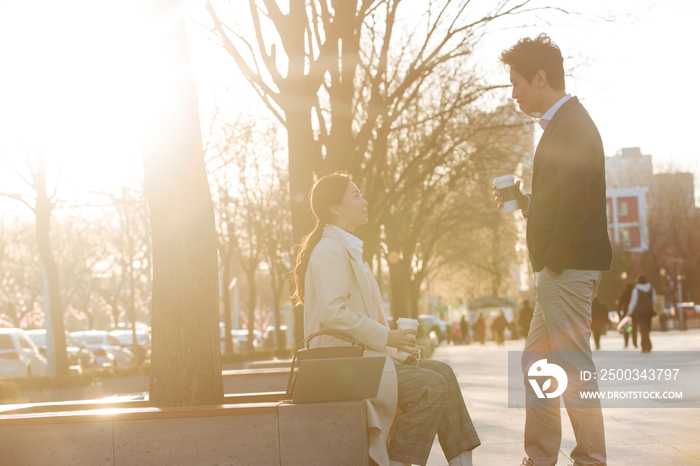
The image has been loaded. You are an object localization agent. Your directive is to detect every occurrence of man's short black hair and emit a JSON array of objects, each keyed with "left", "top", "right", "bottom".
[{"left": 500, "top": 33, "right": 565, "bottom": 91}]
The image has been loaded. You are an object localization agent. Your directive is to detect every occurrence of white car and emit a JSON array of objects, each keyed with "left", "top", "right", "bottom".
[
  {"left": 0, "top": 328, "right": 48, "bottom": 378},
  {"left": 70, "top": 331, "right": 132, "bottom": 368},
  {"left": 110, "top": 330, "right": 151, "bottom": 364}
]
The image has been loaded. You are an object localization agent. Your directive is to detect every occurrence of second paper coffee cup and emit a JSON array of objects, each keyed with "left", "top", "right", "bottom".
[
  {"left": 396, "top": 317, "right": 420, "bottom": 361},
  {"left": 494, "top": 174, "right": 519, "bottom": 213}
]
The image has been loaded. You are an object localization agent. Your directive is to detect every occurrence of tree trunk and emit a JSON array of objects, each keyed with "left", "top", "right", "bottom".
[
  {"left": 269, "top": 265, "right": 282, "bottom": 349},
  {"left": 245, "top": 268, "right": 257, "bottom": 352},
  {"left": 221, "top": 252, "right": 234, "bottom": 354},
  {"left": 286, "top": 111, "right": 315, "bottom": 348},
  {"left": 388, "top": 258, "right": 411, "bottom": 320},
  {"left": 408, "top": 278, "right": 422, "bottom": 321},
  {"left": 34, "top": 154, "right": 70, "bottom": 376},
  {"left": 142, "top": 0, "right": 223, "bottom": 407}
]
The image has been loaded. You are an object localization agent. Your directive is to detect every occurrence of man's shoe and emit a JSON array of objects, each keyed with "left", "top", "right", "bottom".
[{"left": 519, "top": 458, "right": 534, "bottom": 466}]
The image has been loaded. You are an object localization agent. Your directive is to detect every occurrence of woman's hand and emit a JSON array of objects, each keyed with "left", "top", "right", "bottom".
[{"left": 387, "top": 329, "right": 417, "bottom": 353}]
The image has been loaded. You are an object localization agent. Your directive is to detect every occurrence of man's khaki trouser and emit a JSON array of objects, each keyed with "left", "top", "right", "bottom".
[{"left": 522, "top": 269, "right": 607, "bottom": 466}]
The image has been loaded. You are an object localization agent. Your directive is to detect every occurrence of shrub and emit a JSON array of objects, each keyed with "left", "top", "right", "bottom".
[
  {"left": 2, "top": 349, "right": 294, "bottom": 394},
  {"left": 9, "top": 371, "right": 100, "bottom": 392},
  {"left": 0, "top": 380, "right": 20, "bottom": 400},
  {"left": 86, "top": 364, "right": 151, "bottom": 380}
]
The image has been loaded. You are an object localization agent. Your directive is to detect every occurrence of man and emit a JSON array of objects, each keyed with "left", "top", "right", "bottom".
[
  {"left": 518, "top": 300, "right": 534, "bottom": 339},
  {"left": 616, "top": 283, "right": 637, "bottom": 348},
  {"left": 591, "top": 296, "right": 611, "bottom": 351},
  {"left": 493, "top": 34, "right": 612, "bottom": 466}
]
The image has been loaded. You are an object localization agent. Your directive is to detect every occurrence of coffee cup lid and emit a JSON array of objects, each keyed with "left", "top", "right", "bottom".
[
  {"left": 397, "top": 318, "right": 419, "bottom": 324},
  {"left": 493, "top": 174, "right": 515, "bottom": 184}
]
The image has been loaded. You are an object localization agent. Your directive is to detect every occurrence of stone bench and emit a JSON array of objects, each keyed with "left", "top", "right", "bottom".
[{"left": 0, "top": 395, "right": 369, "bottom": 466}]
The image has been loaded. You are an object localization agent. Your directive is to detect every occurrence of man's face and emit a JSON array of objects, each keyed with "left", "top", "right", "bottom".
[{"left": 509, "top": 68, "right": 542, "bottom": 117}]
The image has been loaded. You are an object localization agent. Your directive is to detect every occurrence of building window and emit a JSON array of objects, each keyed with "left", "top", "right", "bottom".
[
  {"left": 620, "top": 228, "right": 631, "bottom": 248},
  {"left": 619, "top": 201, "right": 628, "bottom": 217}
]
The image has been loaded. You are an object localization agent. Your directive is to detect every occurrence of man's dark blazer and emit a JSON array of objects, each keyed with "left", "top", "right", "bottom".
[{"left": 526, "top": 96, "right": 612, "bottom": 274}]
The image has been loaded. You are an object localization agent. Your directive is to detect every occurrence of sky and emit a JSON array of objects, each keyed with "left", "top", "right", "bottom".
[{"left": 0, "top": 0, "right": 698, "bottom": 218}]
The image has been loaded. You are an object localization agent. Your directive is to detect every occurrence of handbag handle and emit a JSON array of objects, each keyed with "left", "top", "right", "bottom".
[
  {"left": 300, "top": 329, "right": 365, "bottom": 350},
  {"left": 285, "top": 330, "right": 366, "bottom": 398}
]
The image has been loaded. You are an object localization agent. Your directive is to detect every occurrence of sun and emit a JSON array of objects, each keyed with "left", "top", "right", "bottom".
[{"left": 0, "top": 0, "right": 155, "bottom": 200}]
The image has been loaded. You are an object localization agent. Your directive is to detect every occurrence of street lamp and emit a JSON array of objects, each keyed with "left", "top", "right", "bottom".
[{"left": 669, "top": 258, "right": 685, "bottom": 330}]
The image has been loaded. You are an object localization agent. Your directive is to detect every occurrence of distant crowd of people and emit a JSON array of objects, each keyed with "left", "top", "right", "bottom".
[
  {"left": 450, "top": 300, "right": 535, "bottom": 346},
  {"left": 449, "top": 273, "right": 660, "bottom": 352}
]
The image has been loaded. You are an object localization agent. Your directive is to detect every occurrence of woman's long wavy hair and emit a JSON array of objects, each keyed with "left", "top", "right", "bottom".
[{"left": 291, "top": 171, "right": 352, "bottom": 307}]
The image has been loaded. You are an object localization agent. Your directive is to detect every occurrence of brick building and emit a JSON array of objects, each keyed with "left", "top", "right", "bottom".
[
  {"left": 606, "top": 187, "right": 649, "bottom": 261},
  {"left": 605, "top": 147, "right": 652, "bottom": 264}
]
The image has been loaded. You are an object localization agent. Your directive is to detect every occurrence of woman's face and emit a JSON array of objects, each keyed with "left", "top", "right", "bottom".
[{"left": 331, "top": 181, "right": 369, "bottom": 228}]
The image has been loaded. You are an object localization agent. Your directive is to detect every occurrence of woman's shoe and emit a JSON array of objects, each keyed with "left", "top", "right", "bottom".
[{"left": 449, "top": 450, "right": 473, "bottom": 466}]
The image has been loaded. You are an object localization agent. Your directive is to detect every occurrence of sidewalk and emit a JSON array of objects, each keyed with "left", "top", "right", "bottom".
[{"left": 426, "top": 329, "right": 700, "bottom": 466}]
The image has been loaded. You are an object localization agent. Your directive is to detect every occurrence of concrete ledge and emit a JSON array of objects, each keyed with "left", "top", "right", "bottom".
[
  {"left": 0, "top": 421, "right": 113, "bottom": 466},
  {"left": 0, "top": 402, "right": 279, "bottom": 426},
  {"left": 0, "top": 392, "right": 288, "bottom": 417},
  {"left": 0, "top": 397, "right": 369, "bottom": 466},
  {"left": 102, "top": 376, "right": 149, "bottom": 395},
  {"left": 223, "top": 368, "right": 289, "bottom": 394},
  {"left": 114, "top": 412, "right": 280, "bottom": 466},
  {"left": 278, "top": 400, "right": 369, "bottom": 466},
  {"left": 249, "top": 359, "right": 293, "bottom": 369}
]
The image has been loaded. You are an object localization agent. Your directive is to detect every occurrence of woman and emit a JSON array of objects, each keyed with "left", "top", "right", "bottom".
[
  {"left": 626, "top": 275, "right": 656, "bottom": 352},
  {"left": 292, "top": 172, "right": 480, "bottom": 466}
]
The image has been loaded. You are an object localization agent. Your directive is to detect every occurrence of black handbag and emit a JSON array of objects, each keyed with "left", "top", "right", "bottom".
[{"left": 285, "top": 330, "right": 366, "bottom": 398}]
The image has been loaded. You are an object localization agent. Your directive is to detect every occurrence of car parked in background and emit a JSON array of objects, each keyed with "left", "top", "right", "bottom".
[
  {"left": 676, "top": 303, "right": 699, "bottom": 319},
  {"left": 0, "top": 328, "right": 48, "bottom": 378},
  {"left": 110, "top": 330, "right": 151, "bottom": 365},
  {"left": 262, "top": 325, "right": 288, "bottom": 349},
  {"left": 219, "top": 324, "right": 264, "bottom": 353},
  {"left": 418, "top": 315, "right": 450, "bottom": 344},
  {"left": 25, "top": 330, "right": 98, "bottom": 370},
  {"left": 70, "top": 331, "right": 132, "bottom": 368}
]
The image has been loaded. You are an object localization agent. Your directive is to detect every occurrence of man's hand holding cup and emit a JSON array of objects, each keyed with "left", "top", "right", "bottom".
[{"left": 492, "top": 175, "right": 528, "bottom": 213}]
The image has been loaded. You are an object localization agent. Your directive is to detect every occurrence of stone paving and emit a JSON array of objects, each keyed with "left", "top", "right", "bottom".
[{"left": 425, "top": 328, "right": 700, "bottom": 466}]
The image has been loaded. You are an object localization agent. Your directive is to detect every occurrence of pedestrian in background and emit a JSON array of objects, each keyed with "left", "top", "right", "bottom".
[
  {"left": 460, "top": 315, "right": 469, "bottom": 345},
  {"left": 617, "top": 283, "right": 637, "bottom": 348},
  {"left": 627, "top": 275, "right": 656, "bottom": 352},
  {"left": 476, "top": 313, "right": 486, "bottom": 345},
  {"left": 518, "top": 300, "right": 534, "bottom": 339},
  {"left": 491, "top": 311, "right": 507, "bottom": 346},
  {"left": 591, "top": 296, "right": 610, "bottom": 350}
]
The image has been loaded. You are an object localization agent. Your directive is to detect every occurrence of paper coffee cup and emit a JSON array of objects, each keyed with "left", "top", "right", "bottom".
[
  {"left": 494, "top": 174, "right": 519, "bottom": 213},
  {"left": 396, "top": 318, "right": 419, "bottom": 361}
]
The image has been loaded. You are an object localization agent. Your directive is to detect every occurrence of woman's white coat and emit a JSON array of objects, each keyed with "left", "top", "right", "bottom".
[{"left": 303, "top": 225, "right": 398, "bottom": 466}]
